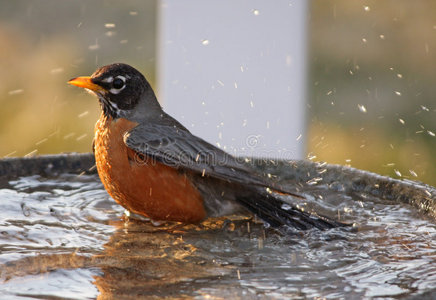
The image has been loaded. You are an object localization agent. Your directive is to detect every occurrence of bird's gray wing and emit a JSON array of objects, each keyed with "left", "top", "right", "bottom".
[
  {"left": 124, "top": 123, "right": 271, "bottom": 187},
  {"left": 124, "top": 123, "right": 349, "bottom": 230}
]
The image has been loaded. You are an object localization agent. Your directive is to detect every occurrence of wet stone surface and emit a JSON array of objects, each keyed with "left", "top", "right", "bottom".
[{"left": 0, "top": 168, "right": 435, "bottom": 299}]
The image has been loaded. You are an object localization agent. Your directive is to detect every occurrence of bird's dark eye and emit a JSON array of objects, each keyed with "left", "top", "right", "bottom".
[{"left": 112, "top": 77, "right": 125, "bottom": 89}]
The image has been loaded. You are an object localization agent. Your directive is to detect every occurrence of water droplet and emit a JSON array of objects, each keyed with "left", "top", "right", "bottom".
[
  {"left": 281, "top": 204, "right": 292, "bottom": 211},
  {"left": 201, "top": 39, "right": 209, "bottom": 46},
  {"left": 307, "top": 154, "right": 317, "bottom": 160},
  {"left": 50, "top": 68, "right": 64, "bottom": 75},
  {"left": 24, "top": 149, "right": 38, "bottom": 157},
  {"left": 35, "top": 138, "right": 48, "bottom": 146},
  {"left": 358, "top": 104, "right": 367, "bottom": 113},
  {"left": 105, "top": 31, "right": 116, "bottom": 37},
  {"left": 4, "top": 151, "right": 17, "bottom": 158},
  {"left": 362, "top": 38, "right": 367, "bottom": 43},
  {"left": 63, "top": 133, "right": 75, "bottom": 140},
  {"left": 399, "top": 118, "right": 405, "bottom": 125},
  {"left": 379, "top": 34, "right": 385, "bottom": 40},
  {"left": 318, "top": 168, "right": 327, "bottom": 174},
  {"left": 8, "top": 89, "right": 24, "bottom": 96},
  {"left": 88, "top": 43, "right": 100, "bottom": 51},
  {"left": 306, "top": 178, "right": 322, "bottom": 185},
  {"left": 409, "top": 170, "right": 418, "bottom": 177},
  {"left": 76, "top": 134, "right": 87, "bottom": 141},
  {"left": 286, "top": 55, "right": 292, "bottom": 66},
  {"left": 395, "top": 91, "right": 402, "bottom": 96},
  {"left": 420, "top": 105, "right": 429, "bottom": 111},
  {"left": 253, "top": 9, "right": 260, "bottom": 16},
  {"left": 364, "top": 6, "right": 370, "bottom": 12},
  {"left": 78, "top": 111, "right": 89, "bottom": 118},
  {"left": 427, "top": 130, "right": 435, "bottom": 137},
  {"left": 105, "top": 23, "right": 116, "bottom": 28}
]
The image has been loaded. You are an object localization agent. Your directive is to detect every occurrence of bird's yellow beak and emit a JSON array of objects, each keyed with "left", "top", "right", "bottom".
[{"left": 68, "top": 76, "right": 104, "bottom": 92}]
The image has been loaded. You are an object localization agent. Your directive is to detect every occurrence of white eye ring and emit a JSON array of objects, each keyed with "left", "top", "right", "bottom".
[{"left": 109, "top": 75, "right": 127, "bottom": 94}]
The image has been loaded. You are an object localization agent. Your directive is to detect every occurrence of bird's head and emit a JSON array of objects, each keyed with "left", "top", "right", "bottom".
[{"left": 68, "top": 63, "right": 153, "bottom": 118}]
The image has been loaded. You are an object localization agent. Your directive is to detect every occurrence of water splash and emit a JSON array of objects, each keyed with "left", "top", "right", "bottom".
[{"left": 1, "top": 165, "right": 436, "bottom": 298}]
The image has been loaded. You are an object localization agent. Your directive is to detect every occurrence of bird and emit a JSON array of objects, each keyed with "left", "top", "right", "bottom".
[{"left": 68, "top": 63, "right": 345, "bottom": 230}]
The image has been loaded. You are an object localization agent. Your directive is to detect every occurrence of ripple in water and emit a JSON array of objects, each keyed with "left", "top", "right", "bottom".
[{"left": 0, "top": 174, "right": 435, "bottom": 299}]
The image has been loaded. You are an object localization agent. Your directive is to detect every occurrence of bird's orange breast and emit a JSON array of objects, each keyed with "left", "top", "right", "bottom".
[{"left": 94, "top": 113, "right": 206, "bottom": 223}]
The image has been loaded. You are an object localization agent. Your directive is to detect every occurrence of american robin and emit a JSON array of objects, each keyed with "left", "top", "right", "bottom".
[{"left": 68, "top": 63, "right": 344, "bottom": 230}]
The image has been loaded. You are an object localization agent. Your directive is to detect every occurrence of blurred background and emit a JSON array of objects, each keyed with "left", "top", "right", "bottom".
[{"left": 1, "top": 1, "right": 436, "bottom": 185}]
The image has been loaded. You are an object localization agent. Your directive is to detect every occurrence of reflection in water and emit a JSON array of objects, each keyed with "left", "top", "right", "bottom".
[
  {"left": 0, "top": 173, "right": 436, "bottom": 298},
  {"left": 93, "top": 218, "right": 243, "bottom": 299}
]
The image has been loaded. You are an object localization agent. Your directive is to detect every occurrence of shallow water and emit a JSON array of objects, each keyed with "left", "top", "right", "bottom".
[{"left": 0, "top": 173, "right": 435, "bottom": 299}]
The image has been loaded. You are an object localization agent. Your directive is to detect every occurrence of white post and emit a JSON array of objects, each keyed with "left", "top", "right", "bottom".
[{"left": 158, "top": 1, "right": 307, "bottom": 160}]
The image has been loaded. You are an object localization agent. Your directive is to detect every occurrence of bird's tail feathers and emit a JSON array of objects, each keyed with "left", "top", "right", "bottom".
[{"left": 237, "top": 190, "right": 349, "bottom": 230}]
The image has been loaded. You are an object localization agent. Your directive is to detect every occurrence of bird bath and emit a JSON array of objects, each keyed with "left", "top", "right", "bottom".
[{"left": 0, "top": 153, "right": 435, "bottom": 299}]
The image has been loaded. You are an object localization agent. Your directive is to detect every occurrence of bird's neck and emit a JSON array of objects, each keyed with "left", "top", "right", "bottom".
[{"left": 119, "top": 90, "right": 164, "bottom": 123}]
